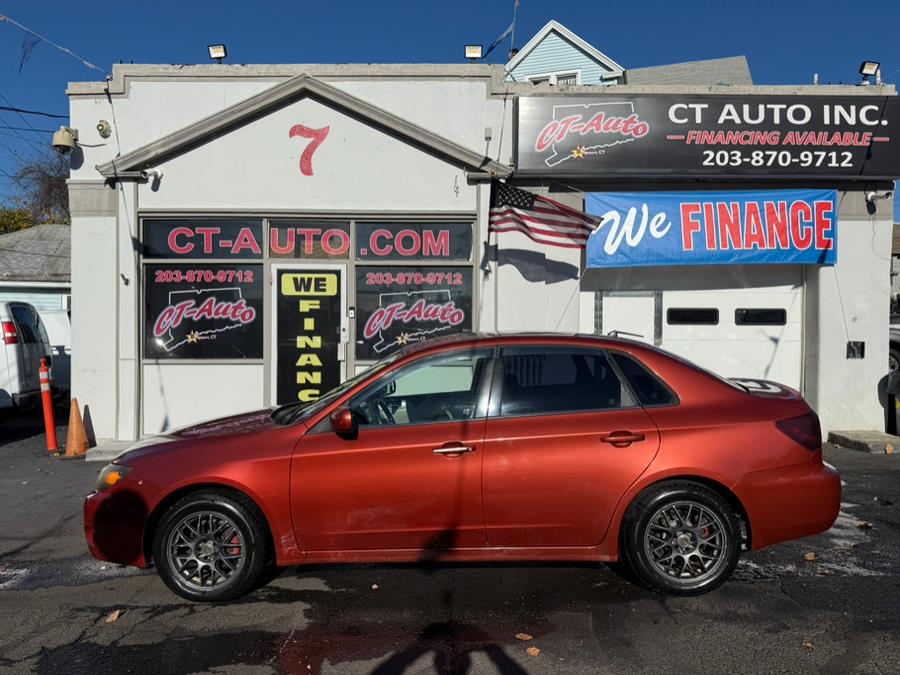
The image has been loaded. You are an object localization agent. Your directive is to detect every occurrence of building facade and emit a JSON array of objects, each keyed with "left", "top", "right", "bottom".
[{"left": 66, "top": 60, "right": 897, "bottom": 442}]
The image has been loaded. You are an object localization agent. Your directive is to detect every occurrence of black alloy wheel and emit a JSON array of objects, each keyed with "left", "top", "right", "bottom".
[
  {"left": 152, "top": 490, "right": 271, "bottom": 602},
  {"left": 620, "top": 481, "right": 741, "bottom": 595}
]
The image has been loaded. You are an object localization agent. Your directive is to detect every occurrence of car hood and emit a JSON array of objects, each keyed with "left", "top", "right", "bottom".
[{"left": 113, "top": 408, "right": 284, "bottom": 462}]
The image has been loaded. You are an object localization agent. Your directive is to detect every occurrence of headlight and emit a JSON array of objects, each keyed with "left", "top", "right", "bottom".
[{"left": 96, "top": 463, "right": 132, "bottom": 491}]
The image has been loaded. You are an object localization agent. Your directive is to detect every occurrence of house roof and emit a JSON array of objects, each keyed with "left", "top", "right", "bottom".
[
  {"left": 96, "top": 73, "right": 512, "bottom": 180},
  {"left": 506, "top": 20, "right": 625, "bottom": 79},
  {"left": 0, "top": 224, "right": 70, "bottom": 283},
  {"left": 626, "top": 56, "right": 753, "bottom": 86}
]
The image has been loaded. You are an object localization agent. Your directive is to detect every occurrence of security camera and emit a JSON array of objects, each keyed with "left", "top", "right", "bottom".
[
  {"left": 141, "top": 168, "right": 163, "bottom": 181},
  {"left": 51, "top": 126, "right": 79, "bottom": 156},
  {"left": 865, "top": 190, "right": 893, "bottom": 203}
]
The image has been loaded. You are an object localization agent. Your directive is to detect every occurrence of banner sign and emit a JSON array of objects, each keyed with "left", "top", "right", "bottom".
[
  {"left": 143, "top": 219, "right": 263, "bottom": 259},
  {"left": 355, "top": 266, "right": 472, "bottom": 359},
  {"left": 355, "top": 223, "right": 472, "bottom": 261},
  {"left": 144, "top": 263, "right": 263, "bottom": 359},
  {"left": 275, "top": 269, "right": 343, "bottom": 404},
  {"left": 517, "top": 96, "right": 900, "bottom": 178},
  {"left": 585, "top": 189, "right": 837, "bottom": 268}
]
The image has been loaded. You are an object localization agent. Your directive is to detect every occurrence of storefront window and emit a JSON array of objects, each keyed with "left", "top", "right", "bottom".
[
  {"left": 355, "top": 266, "right": 473, "bottom": 360},
  {"left": 143, "top": 263, "right": 264, "bottom": 359},
  {"left": 269, "top": 221, "right": 350, "bottom": 259},
  {"left": 142, "top": 219, "right": 263, "bottom": 259},
  {"left": 355, "top": 223, "right": 472, "bottom": 261}
]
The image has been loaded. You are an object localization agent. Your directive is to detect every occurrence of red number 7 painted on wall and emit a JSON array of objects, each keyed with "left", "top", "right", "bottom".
[{"left": 289, "top": 124, "right": 330, "bottom": 176}]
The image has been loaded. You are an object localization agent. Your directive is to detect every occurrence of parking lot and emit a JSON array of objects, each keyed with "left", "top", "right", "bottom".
[{"left": 1, "top": 412, "right": 899, "bottom": 675}]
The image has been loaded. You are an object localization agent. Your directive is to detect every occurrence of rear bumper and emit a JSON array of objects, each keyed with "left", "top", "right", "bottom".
[
  {"left": 12, "top": 390, "right": 39, "bottom": 408},
  {"left": 84, "top": 489, "right": 150, "bottom": 568},
  {"left": 733, "top": 457, "right": 841, "bottom": 550}
]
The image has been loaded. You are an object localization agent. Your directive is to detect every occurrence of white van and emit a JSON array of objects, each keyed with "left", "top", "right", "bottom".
[{"left": 1, "top": 301, "right": 53, "bottom": 417}]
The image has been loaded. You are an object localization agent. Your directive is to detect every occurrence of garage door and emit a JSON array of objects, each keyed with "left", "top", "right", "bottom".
[{"left": 661, "top": 267, "right": 803, "bottom": 388}]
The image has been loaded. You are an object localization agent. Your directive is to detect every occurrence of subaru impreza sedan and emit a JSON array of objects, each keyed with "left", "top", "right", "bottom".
[{"left": 85, "top": 333, "right": 840, "bottom": 601}]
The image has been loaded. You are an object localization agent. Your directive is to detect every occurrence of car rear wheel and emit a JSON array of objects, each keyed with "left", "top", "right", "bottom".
[
  {"left": 889, "top": 346, "right": 900, "bottom": 373},
  {"left": 152, "top": 490, "right": 271, "bottom": 602},
  {"left": 620, "top": 481, "right": 740, "bottom": 595}
]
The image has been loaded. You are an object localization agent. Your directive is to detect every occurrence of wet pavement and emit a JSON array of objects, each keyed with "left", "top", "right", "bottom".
[{"left": 1, "top": 411, "right": 899, "bottom": 675}]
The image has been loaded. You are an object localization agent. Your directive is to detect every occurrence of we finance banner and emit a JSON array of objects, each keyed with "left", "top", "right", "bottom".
[{"left": 585, "top": 189, "right": 837, "bottom": 268}]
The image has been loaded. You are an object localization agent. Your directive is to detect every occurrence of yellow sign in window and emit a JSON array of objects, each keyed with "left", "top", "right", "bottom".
[{"left": 281, "top": 273, "right": 338, "bottom": 296}]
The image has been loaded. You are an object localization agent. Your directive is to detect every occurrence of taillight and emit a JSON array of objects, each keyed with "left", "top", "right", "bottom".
[
  {"left": 2, "top": 321, "right": 18, "bottom": 345},
  {"left": 775, "top": 412, "right": 821, "bottom": 451}
]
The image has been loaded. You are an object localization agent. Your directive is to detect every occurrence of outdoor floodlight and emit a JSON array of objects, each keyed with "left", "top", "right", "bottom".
[
  {"left": 208, "top": 44, "right": 228, "bottom": 63},
  {"left": 859, "top": 61, "right": 880, "bottom": 77},
  {"left": 465, "top": 45, "right": 483, "bottom": 61}
]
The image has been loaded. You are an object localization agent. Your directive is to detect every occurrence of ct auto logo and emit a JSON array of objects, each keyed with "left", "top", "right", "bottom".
[
  {"left": 364, "top": 290, "right": 465, "bottom": 354},
  {"left": 534, "top": 101, "right": 650, "bottom": 168},
  {"left": 152, "top": 288, "right": 256, "bottom": 352}
]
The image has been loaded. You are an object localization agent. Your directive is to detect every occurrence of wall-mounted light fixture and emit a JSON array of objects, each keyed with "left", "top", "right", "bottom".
[
  {"left": 208, "top": 44, "right": 227, "bottom": 63},
  {"left": 859, "top": 61, "right": 880, "bottom": 85},
  {"left": 464, "top": 45, "right": 483, "bottom": 61}
]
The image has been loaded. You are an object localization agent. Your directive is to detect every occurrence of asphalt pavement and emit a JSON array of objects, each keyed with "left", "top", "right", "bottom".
[{"left": 1, "top": 410, "right": 899, "bottom": 675}]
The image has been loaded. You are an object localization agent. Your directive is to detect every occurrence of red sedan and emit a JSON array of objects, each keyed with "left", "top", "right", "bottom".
[{"left": 84, "top": 334, "right": 840, "bottom": 601}]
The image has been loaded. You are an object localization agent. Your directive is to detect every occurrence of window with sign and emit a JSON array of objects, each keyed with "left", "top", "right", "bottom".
[
  {"left": 355, "top": 266, "right": 473, "bottom": 361},
  {"left": 141, "top": 218, "right": 265, "bottom": 361},
  {"left": 142, "top": 219, "right": 263, "bottom": 259},
  {"left": 143, "top": 263, "right": 264, "bottom": 360},
  {"left": 269, "top": 221, "right": 350, "bottom": 259},
  {"left": 355, "top": 223, "right": 472, "bottom": 261}
]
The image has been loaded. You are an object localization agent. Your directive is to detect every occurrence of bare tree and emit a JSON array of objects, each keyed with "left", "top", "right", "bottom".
[{"left": 11, "top": 151, "right": 70, "bottom": 224}]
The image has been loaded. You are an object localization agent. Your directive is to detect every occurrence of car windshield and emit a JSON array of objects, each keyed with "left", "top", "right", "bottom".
[{"left": 271, "top": 352, "right": 401, "bottom": 425}]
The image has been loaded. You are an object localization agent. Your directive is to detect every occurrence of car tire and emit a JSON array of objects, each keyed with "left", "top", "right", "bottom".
[
  {"left": 889, "top": 346, "right": 900, "bottom": 374},
  {"left": 152, "top": 490, "right": 271, "bottom": 602},
  {"left": 620, "top": 481, "right": 740, "bottom": 596}
]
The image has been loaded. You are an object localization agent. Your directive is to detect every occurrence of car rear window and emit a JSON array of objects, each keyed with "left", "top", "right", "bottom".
[
  {"left": 10, "top": 305, "right": 39, "bottom": 344},
  {"left": 610, "top": 352, "right": 676, "bottom": 406}
]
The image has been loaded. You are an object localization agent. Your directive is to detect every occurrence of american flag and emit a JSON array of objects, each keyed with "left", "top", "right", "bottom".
[{"left": 489, "top": 182, "right": 600, "bottom": 249}]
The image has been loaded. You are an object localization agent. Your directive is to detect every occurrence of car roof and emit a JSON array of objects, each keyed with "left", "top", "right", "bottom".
[{"left": 394, "top": 331, "right": 659, "bottom": 358}]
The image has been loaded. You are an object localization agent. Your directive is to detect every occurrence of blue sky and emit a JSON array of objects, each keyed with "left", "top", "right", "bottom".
[{"left": 1, "top": 0, "right": 899, "bottom": 203}]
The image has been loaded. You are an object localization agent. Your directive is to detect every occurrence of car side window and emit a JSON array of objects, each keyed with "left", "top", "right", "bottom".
[
  {"left": 498, "top": 346, "right": 634, "bottom": 417},
  {"left": 350, "top": 348, "right": 493, "bottom": 428},
  {"left": 610, "top": 352, "right": 677, "bottom": 406}
]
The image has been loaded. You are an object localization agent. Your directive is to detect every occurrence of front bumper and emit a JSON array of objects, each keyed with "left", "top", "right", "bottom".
[
  {"left": 733, "top": 456, "right": 841, "bottom": 550},
  {"left": 83, "top": 488, "right": 150, "bottom": 568}
]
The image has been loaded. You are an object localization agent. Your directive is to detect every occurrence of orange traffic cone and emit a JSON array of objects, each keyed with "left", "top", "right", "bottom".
[{"left": 64, "top": 398, "right": 90, "bottom": 458}]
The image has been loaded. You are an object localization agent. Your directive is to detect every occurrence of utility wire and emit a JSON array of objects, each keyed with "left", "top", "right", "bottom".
[
  {"left": 0, "top": 105, "right": 67, "bottom": 120},
  {"left": 0, "top": 117, "right": 42, "bottom": 151},
  {"left": 0, "top": 13, "right": 106, "bottom": 75},
  {"left": 0, "top": 126, "right": 54, "bottom": 134},
  {"left": 0, "top": 93, "right": 44, "bottom": 140}
]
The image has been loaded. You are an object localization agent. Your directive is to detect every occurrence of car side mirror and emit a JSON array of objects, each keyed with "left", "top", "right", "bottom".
[{"left": 329, "top": 407, "right": 357, "bottom": 435}]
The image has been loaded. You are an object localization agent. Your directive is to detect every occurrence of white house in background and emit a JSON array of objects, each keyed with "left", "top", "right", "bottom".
[
  {"left": 0, "top": 224, "right": 71, "bottom": 311},
  {"left": 505, "top": 20, "right": 752, "bottom": 87}
]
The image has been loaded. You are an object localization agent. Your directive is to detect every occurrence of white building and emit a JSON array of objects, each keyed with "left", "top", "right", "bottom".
[{"left": 66, "top": 44, "right": 897, "bottom": 442}]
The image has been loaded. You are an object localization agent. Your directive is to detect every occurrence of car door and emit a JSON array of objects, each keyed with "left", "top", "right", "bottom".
[
  {"left": 8, "top": 304, "right": 44, "bottom": 393},
  {"left": 481, "top": 345, "right": 661, "bottom": 548},
  {"left": 291, "top": 347, "right": 495, "bottom": 553}
]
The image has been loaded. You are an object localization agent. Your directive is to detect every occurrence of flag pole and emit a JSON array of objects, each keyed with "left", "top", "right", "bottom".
[{"left": 509, "top": 0, "right": 520, "bottom": 60}]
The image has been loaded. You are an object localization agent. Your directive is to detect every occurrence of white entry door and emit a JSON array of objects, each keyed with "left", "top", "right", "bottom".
[
  {"left": 599, "top": 291, "right": 660, "bottom": 346},
  {"left": 271, "top": 264, "right": 348, "bottom": 405}
]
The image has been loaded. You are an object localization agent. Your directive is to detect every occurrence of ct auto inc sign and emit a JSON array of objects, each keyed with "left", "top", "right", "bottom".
[{"left": 516, "top": 95, "right": 900, "bottom": 179}]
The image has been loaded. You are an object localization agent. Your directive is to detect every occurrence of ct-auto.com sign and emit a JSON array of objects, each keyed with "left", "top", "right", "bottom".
[{"left": 516, "top": 95, "right": 900, "bottom": 178}]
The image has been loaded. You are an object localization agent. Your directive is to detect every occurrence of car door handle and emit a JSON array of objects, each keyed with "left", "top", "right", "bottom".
[
  {"left": 432, "top": 445, "right": 474, "bottom": 456},
  {"left": 600, "top": 431, "right": 645, "bottom": 446}
]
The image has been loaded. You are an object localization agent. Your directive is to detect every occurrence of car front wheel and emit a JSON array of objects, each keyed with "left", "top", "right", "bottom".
[
  {"left": 620, "top": 481, "right": 740, "bottom": 595},
  {"left": 152, "top": 490, "right": 271, "bottom": 602}
]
